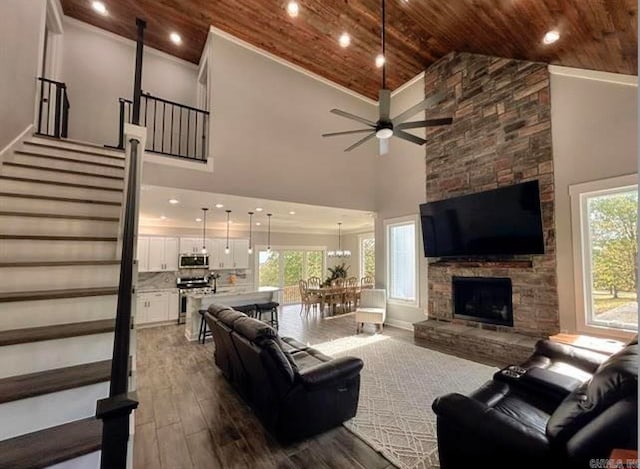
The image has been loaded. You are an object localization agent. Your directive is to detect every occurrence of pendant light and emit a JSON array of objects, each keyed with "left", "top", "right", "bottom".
[
  {"left": 247, "top": 212, "right": 254, "bottom": 254},
  {"left": 266, "top": 213, "right": 272, "bottom": 253},
  {"left": 327, "top": 222, "right": 351, "bottom": 258},
  {"left": 201, "top": 208, "right": 208, "bottom": 254},
  {"left": 224, "top": 210, "right": 231, "bottom": 254}
]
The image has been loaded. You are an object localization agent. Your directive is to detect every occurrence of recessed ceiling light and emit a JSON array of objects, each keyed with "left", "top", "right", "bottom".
[
  {"left": 256, "top": 222, "right": 262, "bottom": 226},
  {"left": 375, "top": 54, "right": 385, "bottom": 68},
  {"left": 169, "top": 32, "right": 182, "bottom": 45},
  {"left": 215, "top": 203, "right": 224, "bottom": 208},
  {"left": 91, "top": 1, "right": 108, "bottom": 15},
  {"left": 286, "top": 1, "right": 299, "bottom": 17},
  {"left": 195, "top": 218, "right": 202, "bottom": 222},
  {"left": 255, "top": 207, "right": 263, "bottom": 212},
  {"left": 160, "top": 215, "right": 167, "bottom": 220},
  {"left": 339, "top": 33, "right": 351, "bottom": 48},
  {"left": 543, "top": 30, "right": 560, "bottom": 45},
  {"left": 289, "top": 211, "right": 296, "bottom": 215},
  {"left": 168, "top": 199, "right": 179, "bottom": 204},
  {"left": 229, "top": 220, "right": 233, "bottom": 224}
]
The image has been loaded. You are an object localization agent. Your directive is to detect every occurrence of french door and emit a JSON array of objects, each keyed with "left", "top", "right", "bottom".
[{"left": 257, "top": 248, "right": 325, "bottom": 305}]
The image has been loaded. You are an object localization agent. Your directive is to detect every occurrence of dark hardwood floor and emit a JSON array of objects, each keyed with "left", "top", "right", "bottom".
[{"left": 134, "top": 306, "right": 404, "bottom": 469}]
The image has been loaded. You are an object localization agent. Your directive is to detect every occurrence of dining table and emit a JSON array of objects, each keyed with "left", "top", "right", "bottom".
[{"left": 306, "top": 284, "right": 373, "bottom": 315}]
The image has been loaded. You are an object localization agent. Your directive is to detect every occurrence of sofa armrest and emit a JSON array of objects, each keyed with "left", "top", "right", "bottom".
[
  {"left": 534, "top": 340, "right": 609, "bottom": 373},
  {"left": 298, "top": 356, "right": 363, "bottom": 390},
  {"left": 432, "top": 393, "right": 550, "bottom": 454}
]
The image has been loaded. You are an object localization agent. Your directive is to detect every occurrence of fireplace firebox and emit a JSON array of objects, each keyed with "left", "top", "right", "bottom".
[{"left": 452, "top": 276, "right": 513, "bottom": 327}]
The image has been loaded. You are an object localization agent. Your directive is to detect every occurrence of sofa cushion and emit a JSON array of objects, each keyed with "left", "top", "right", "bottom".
[
  {"left": 233, "top": 316, "right": 278, "bottom": 344},
  {"left": 290, "top": 348, "right": 332, "bottom": 372},
  {"left": 261, "top": 338, "right": 295, "bottom": 384},
  {"left": 280, "top": 337, "right": 308, "bottom": 353},
  {"left": 208, "top": 303, "right": 236, "bottom": 318},
  {"left": 217, "top": 309, "right": 247, "bottom": 329},
  {"left": 547, "top": 343, "right": 638, "bottom": 443}
]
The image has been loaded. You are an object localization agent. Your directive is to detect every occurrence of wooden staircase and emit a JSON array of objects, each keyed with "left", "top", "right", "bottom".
[{"left": 0, "top": 135, "right": 126, "bottom": 468}]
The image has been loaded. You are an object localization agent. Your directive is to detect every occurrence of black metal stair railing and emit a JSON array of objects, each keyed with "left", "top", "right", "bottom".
[
  {"left": 114, "top": 92, "right": 209, "bottom": 162},
  {"left": 36, "top": 77, "right": 70, "bottom": 139}
]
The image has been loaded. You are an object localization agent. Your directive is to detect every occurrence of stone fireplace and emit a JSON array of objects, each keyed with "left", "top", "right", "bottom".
[{"left": 414, "top": 52, "right": 560, "bottom": 363}]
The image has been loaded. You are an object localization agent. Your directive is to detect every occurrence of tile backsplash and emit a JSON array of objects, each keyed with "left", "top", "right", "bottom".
[{"left": 138, "top": 269, "right": 252, "bottom": 290}]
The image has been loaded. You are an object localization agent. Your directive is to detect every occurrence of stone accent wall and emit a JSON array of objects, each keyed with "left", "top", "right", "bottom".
[{"left": 423, "top": 52, "right": 559, "bottom": 337}]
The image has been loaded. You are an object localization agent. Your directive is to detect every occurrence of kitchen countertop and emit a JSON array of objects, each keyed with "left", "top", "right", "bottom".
[
  {"left": 137, "top": 287, "right": 179, "bottom": 293},
  {"left": 184, "top": 286, "right": 280, "bottom": 299}
]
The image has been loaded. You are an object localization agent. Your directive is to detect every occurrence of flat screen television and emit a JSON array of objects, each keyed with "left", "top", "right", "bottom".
[{"left": 420, "top": 180, "right": 545, "bottom": 258}]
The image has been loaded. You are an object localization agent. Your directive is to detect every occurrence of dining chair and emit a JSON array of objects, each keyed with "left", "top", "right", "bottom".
[
  {"left": 308, "top": 276, "right": 321, "bottom": 289},
  {"left": 344, "top": 277, "right": 359, "bottom": 311},
  {"left": 361, "top": 275, "right": 374, "bottom": 289}
]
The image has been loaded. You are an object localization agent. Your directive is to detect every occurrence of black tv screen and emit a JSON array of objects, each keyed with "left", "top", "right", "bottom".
[{"left": 420, "top": 181, "right": 545, "bottom": 258}]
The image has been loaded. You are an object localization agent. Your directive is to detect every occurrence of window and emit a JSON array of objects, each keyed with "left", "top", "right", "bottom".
[
  {"left": 571, "top": 175, "right": 638, "bottom": 334},
  {"left": 256, "top": 247, "right": 326, "bottom": 304},
  {"left": 386, "top": 217, "right": 418, "bottom": 304},
  {"left": 359, "top": 234, "right": 375, "bottom": 279}
]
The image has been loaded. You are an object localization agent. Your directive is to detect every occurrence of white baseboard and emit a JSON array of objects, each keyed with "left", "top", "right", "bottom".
[
  {"left": 0, "top": 124, "right": 33, "bottom": 161},
  {"left": 385, "top": 318, "right": 414, "bottom": 331}
]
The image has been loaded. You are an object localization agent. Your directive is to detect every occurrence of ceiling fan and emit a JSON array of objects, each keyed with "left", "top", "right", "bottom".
[{"left": 323, "top": 0, "right": 453, "bottom": 155}]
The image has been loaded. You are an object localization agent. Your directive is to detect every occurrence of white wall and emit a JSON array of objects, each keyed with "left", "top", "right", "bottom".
[
  {"left": 550, "top": 71, "right": 638, "bottom": 335},
  {"left": 142, "top": 33, "right": 378, "bottom": 212},
  {"left": 61, "top": 18, "right": 198, "bottom": 145},
  {"left": 374, "top": 76, "right": 429, "bottom": 328},
  {"left": 0, "top": 0, "right": 47, "bottom": 150}
]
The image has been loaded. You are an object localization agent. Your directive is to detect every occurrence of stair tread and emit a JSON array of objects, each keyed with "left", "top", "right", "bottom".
[
  {"left": 25, "top": 138, "right": 125, "bottom": 160},
  {"left": 0, "top": 211, "right": 119, "bottom": 221},
  {"left": 0, "top": 360, "right": 112, "bottom": 404},
  {"left": 0, "top": 417, "right": 101, "bottom": 469},
  {"left": 0, "top": 319, "right": 115, "bottom": 346},
  {"left": 14, "top": 149, "right": 126, "bottom": 169},
  {"left": 0, "top": 175, "right": 123, "bottom": 192},
  {"left": 3, "top": 161, "right": 125, "bottom": 180},
  {"left": 0, "top": 287, "right": 118, "bottom": 303},
  {"left": 0, "top": 192, "right": 122, "bottom": 206},
  {"left": 0, "top": 260, "right": 120, "bottom": 267},
  {"left": 0, "top": 234, "right": 117, "bottom": 241}
]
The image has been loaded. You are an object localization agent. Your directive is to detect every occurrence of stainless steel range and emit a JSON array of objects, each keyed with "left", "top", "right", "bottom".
[{"left": 177, "top": 276, "right": 211, "bottom": 324}]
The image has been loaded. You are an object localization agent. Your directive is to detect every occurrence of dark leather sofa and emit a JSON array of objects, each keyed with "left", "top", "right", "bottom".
[
  {"left": 432, "top": 337, "right": 638, "bottom": 469},
  {"left": 205, "top": 304, "right": 363, "bottom": 441}
]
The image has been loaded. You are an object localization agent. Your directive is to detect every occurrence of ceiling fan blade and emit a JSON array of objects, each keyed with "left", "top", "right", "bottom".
[
  {"left": 322, "top": 129, "right": 377, "bottom": 137},
  {"left": 344, "top": 132, "right": 376, "bottom": 152},
  {"left": 392, "top": 92, "right": 446, "bottom": 125},
  {"left": 379, "top": 138, "right": 389, "bottom": 156},
  {"left": 379, "top": 89, "right": 391, "bottom": 121},
  {"left": 394, "top": 130, "right": 427, "bottom": 146},
  {"left": 330, "top": 109, "right": 376, "bottom": 127},
  {"left": 396, "top": 118, "right": 453, "bottom": 130}
]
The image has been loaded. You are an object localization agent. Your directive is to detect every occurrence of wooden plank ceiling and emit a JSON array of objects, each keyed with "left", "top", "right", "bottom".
[{"left": 61, "top": 0, "right": 637, "bottom": 100}]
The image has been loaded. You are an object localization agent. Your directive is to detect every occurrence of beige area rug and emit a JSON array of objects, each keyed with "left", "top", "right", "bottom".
[{"left": 314, "top": 334, "right": 497, "bottom": 469}]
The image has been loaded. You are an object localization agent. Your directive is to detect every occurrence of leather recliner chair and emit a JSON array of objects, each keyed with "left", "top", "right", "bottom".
[
  {"left": 205, "top": 304, "right": 364, "bottom": 441},
  {"left": 432, "top": 338, "right": 638, "bottom": 469}
]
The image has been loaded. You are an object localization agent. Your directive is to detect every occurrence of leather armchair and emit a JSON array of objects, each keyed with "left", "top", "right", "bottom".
[
  {"left": 206, "top": 303, "right": 363, "bottom": 441},
  {"left": 432, "top": 339, "right": 638, "bottom": 469}
]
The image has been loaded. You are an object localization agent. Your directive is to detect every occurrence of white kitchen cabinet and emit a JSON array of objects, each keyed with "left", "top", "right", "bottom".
[
  {"left": 181, "top": 237, "right": 210, "bottom": 254},
  {"left": 139, "top": 237, "right": 179, "bottom": 272},
  {"left": 164, "top": 238, "right": 179, "bottom": 271},
  {"left": 168, "top": 291, "right": 179, "bottom": 321},
  {"left": 232, "top": 239, "right": 250, "bottom": 269},
  {"left": 218, "top": 239, "right": 234, "bottom": 269},
  {"left": 136, "top": 290, "right": 178, "bottom": 325},
  {"left": 137, "top": 237, "right": 150, "bottom": 272}
]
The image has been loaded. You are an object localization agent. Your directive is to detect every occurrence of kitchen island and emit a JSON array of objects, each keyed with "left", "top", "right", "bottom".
[{"left": 183, "top": 286, "right": 281, "bottom": 341}]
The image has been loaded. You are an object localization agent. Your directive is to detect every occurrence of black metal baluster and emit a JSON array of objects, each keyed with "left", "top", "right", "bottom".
[
  {"left": 178, "top": 107, "right": 182, "bottom": 157},
  {"left": 201, "top": 114, "right": 207, "bottom": 161},
  {"left": 152, "top": 99, "right": 156, "bottom": 152},
  {"left": 161, "top": 101, "right": 166, "bottom": 153},
  {"left": 186, "top": 109, "right": 190, "bottom": 159},
  {"left": 194, "top": 112, "right": 198, "bottom": 159},
  {"left": 46, "top": 82, "right": 51, "bottom": 135},
  {"left": 170, "top": 104, "right": 174, "bottom": 154},
  {"left": 37, "top": 79, "right": 44, "bottom": 134}
]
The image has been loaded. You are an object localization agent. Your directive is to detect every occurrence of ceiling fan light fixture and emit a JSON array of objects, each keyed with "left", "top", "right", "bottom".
[
  {"left": 375, "top": 54, "right": 385, "bottom": 68},
  {"left": 543, "top": 30, "right": 560, "bottom": 45},
  {"left": 376, "top": 127, "right": 393, "bottom": 139},
  {"left": 339, "top": 32, "right": 351, "bottom": 48}
]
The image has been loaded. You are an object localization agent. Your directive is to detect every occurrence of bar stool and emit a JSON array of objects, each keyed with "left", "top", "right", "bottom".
[
  {"left": 255, "top": 302, "right": 279, "bottom": 329},
  {"left": 234, "top": 304, "right": 257, "bottom": 318},
  {"left": 198, "top": 309, "right": 212, "bottom": 344}
]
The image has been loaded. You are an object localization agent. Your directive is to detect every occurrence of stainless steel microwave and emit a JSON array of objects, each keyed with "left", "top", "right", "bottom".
[{"left": 179, "top": 254, "right": 209, "bottom": 269}]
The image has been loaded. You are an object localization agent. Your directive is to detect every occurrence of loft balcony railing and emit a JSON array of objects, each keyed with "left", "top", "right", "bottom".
[
  {"left": 114, "top": 93, "right": 209, "bottom": 162},
  {"left": 36, "top": 77, "right": 70, "bottom": 139}
]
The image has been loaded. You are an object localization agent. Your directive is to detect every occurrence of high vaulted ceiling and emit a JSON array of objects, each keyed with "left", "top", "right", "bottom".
[{"left": 62, "top": 0, "right": 638, "bottom": 100}]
